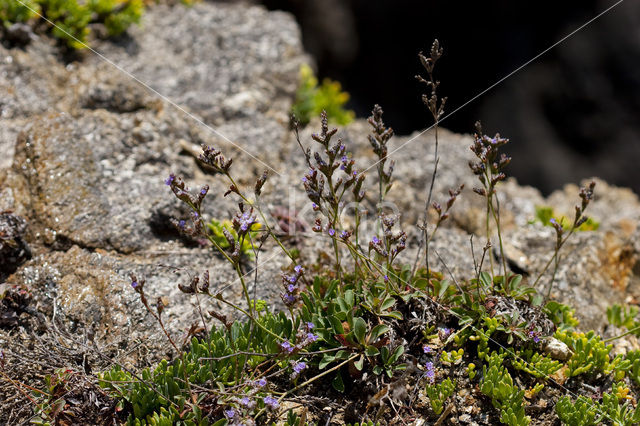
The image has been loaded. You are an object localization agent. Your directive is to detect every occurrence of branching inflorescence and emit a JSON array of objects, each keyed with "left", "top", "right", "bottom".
[{"left": 93, "top": 41, "right": 621, "bottom": 426}]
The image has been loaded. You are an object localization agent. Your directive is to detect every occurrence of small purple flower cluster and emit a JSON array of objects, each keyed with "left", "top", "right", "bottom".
[
  {"left": 367, "top": 105, "right": 395, "bottom": 190},
  {"left": 425, "top": 361, "right": 436, "bottom": 385},
  {"left": 263, "top": 395, "right": 279, "bottom": 410},
  {"left": 232, "top": 206, "right": 257, "bottom": 235},
  {"left": 279, "top": 322, "right": 318, "bottom": 355},
  {"left": 165, "top": 173, "right": 208, "bottom": 236},
  {"left": 223, "top": 377, "right": 271, "bottom": 423},
  {"left": 469, "top": 123, "right": 511, "bottom": 196},
  {"left": 291, "top": 361, "right": 307, "bottom": 379},
  {"left": 199, "top": 145, "right": 233, "bottom": 173},
  {"left": 369, "top": 214, "right": 407, "bottom": 268},
  {"left": 528, "top": 329, "right": 541, "bottom": 344},
  {"left": 438, "top": 327, "right": 452, "bottom": 342},
  {"left": 280, "top": 265, "right": 304, "bottom": 307}
]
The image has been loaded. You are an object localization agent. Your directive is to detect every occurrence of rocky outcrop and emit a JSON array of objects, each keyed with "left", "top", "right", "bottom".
[{"left": 0, "top": 2, "right": 640, "bottom": 401}]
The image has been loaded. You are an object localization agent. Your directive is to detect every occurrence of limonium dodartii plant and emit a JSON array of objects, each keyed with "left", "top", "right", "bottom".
[{"left": 97, "top": 43, "right": 619, "bottom": 426}]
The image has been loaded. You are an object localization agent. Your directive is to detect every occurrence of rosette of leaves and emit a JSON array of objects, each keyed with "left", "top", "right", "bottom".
[{"left": 298, "top": 276, "right": 403, "bottom": 390}]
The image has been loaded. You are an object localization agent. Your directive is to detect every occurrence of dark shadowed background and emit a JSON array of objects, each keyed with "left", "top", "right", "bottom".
[{"left": 256, "top": 0, "right": 640, "bottom": 196}]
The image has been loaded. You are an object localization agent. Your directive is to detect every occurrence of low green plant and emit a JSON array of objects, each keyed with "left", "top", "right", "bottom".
[
  {"left": 88, "top": 0, "right": 144, "bottom": 37},
  {"left": 31, "top": 369, "right": 75, "bottom": 426},
  {"left": 291, "top": 64, "right": 355, "bottom": 126},
  {"left": 511, "top": 349, "right": 561, "bottom": 379},
  {"left": 555, "top": 329, "right": 613, "bottom": 377},
  {"left": 556, "top": 384, "right": 640, "bottom": 426},
  {"left": 480, "top": 351, "right": 530, "bottom": 426},
  {"left": 544, "top": 300, "right": 580, "bottom": 330},
  {"left": 625, "top": 350, "right": 640, "bottom": 386},
  {"left": 534, "top": 206, "right": 599, "bottom": 232},
  {"left": 607, "top": 303, "right": 640, "bottom": 331},
  {"left": 440, "top": 348, "right": 463, "bottom": 365},
  {"left": 556, "top": 395, "right": 601, "bottom": 425},
  {"left": 207, "top": 218, "right": 261, "bottom": 261},
  {"left": 100, "top": 310, "right": 296, "bottom": 424},
  {"left": 0, "top": 0, "right": 40, "bottom": 27},
  {"left": 425, "top": 377, "right": 456, "bottom": 415},
  {"left": 0, "top": 0, "right": 144, "bottom": 48}
]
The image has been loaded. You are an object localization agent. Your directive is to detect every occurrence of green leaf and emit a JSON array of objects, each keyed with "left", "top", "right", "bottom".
[
  {"left": 335, "top": 350, "right": 350, "bottom": 360},
  {"left": 328, "top": 315, "right": 345, "bottom": 334},
  {"left": 353, "top": 317, "right": 367, "bottom": 345},
  {"left": 319, "top": 354, "right": 335, "bottom": 369},
  {"left": 389, "top": 345, "right": 405, "bottom": 364},
  {"left": 380, "top": 296, "right": 396, "bottom": 311},
  {"left": 365, "top": 346, "right": 380, "bottom": 357},
  {"left": 369, "top": 324, "right": 390, "bottom": 343},
  {"left": 354, "top": 355, "right": 365, "bottom": 371},
  {"left": 382, "top": 311, "right": 403, "bottom": 320},
  {"left": 332, "top": 372, "right": 345, "bottom": 392},
  {"left": 480, "top": 272, "right": 492, "bottom": 290},
  {"left": 344, "top": 289, "right": 355, "bottom": 307}
]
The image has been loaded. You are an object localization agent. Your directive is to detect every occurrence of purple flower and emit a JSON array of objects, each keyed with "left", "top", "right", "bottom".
[
  {"left": 425, "top": 361, "right": 436, "bottom": 384},
  {"left": 131, "top": 281, "right": 139, "bottom": 289},
  {"left": 307, "top": 332, "right": 318, "bottom": 342},
  {"left": 263, "top": 395, "right": 279, "bottom": 410},
  {"left": 178, "top": 220, "right": 186, "bottom": 229},
  {"left": 306, "top": 322, "right": 314, "bottom": 330},
  {"left": 293, "top": 362, "right": 307, "bottom": 374},
  {"left": 340, "top": 230, "right": 350, "bottom": 239},
  {"left": 294, "top": 265, "right": 303, "bottom": 274},
  {"left": 384, "top": 275, "right": 389, "bottom": 283},
  {"left": 240, "top": 396, "right": 251, "bottom": 406},
  {"left": 302, "top": 177, "right": 308, "bottom": 183},
  {"left": 372, "top": 236, "right": 380, "bottom": 245},
  {"left": 328, "top": 228, "right": 335, "bottom": 237},
  {"left": 256, "top": 378, "right": 267, "bottom": 387},
  {"left": 224, "top": 409, "right": 235, "bottom": 418},
  {"left": 164, "top": 174, "right": 175, "bottom": 186},
  {"left": 280, "top": 340, "right": 294, "bottom": 353},
  {"left": 282, "top": 293, "right": 296, "bottom": 305},
  {"left": 529, "top": 330, "right": 541, "bottom": 344},
  {"left": 287, "top": 284, "right": 296, "bottom": 293},
  {"left": 312, "top": 202, "right": 319, "bottom": 211},
  {"left": 341, "top": 155, "right": 348, "bottom": 163},
  {"left": 200, "top": 187, "right": 207, "bottom": 195},
  {"left": 423, "top": 345, "right": 433, "bottom": 354}
]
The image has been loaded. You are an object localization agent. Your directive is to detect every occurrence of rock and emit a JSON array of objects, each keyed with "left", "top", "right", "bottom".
[
  {"left": 89, "top": 3, "right": 308, "bottom": 170},
  {"left": 0, "top": 212, "right": 31, "bottom": 278},
  {"left": 543, "top": 337, "right": 573, "bottom": 362}
]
